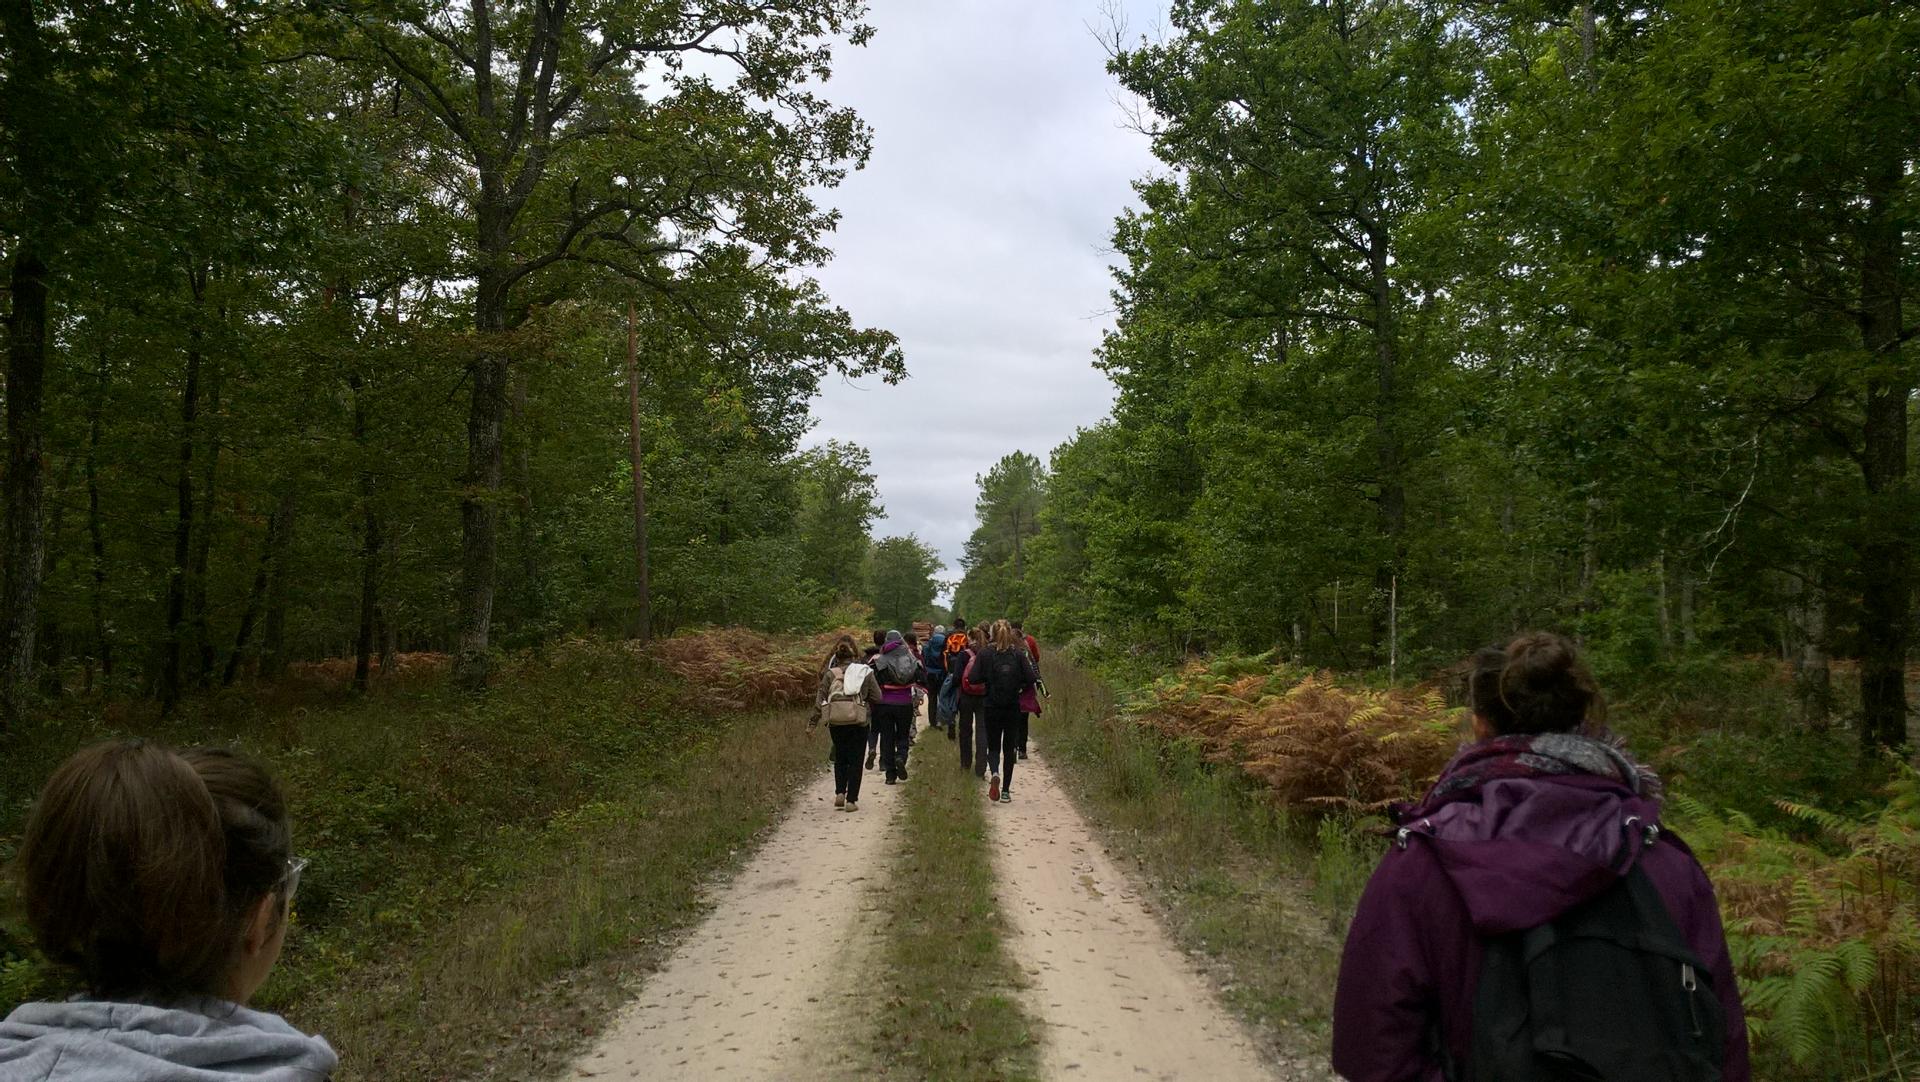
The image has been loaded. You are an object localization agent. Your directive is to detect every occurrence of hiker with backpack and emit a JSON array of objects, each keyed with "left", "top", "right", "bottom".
[
  {"left": 951, "top": 630, "right": 989, "bottom": 777},
  {"left": 922, "top": 625, "right": 950, "bottom": 736},
  {"left": 1331, "top": 632, "right": 1749, "bottom": 1082},
  {"left": 870, "top": 631, "right": 922, "bottom": 785},
  {"left": 863, "top": 629, "right": 885, "bottom": 769},
  {"left": 974, "top": 620, "right": 1038, "bottom": 804},
  {"left": 1011, "top": 619, "right": 1040, "bottom": 760},
  {"left": 813, "top": 635, "right": 881, "bottom": 811}
]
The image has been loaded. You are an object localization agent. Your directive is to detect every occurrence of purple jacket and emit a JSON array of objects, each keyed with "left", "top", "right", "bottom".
[
  {"left": 871, "top": 640, "right": 921, "bottom": 707},
  {"left": 1331, "top": 773, "right": 1750, "bottom": 1081}
]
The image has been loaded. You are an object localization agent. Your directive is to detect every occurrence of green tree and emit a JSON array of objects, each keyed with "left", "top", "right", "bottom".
[
  {"left": 795, "top": 441, "right": 883, "bottom": 597},
  {"left": 864, "top": 535, "right": 941, "bottom": 631}
]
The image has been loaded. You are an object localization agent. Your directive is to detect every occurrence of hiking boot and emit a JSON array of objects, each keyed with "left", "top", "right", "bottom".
[
  {"left": 1018, "top": 749, "right": 1028, "bottom": 760},
  {"left": 988, "top": 775, "right": 1000, "bottom": 802},
  {"left": 897, "top": 767, "right": 909, "bottom": 782},
  {"left": 885, "top": 775, "right": 896, "bottom": 785},
  {"left": 865, "top": 751, "right": 876, "bottom": 770},
  {"left": 834, "top": 794, "right": 845, "bottom": 809},
  {"left": 999, "top": 789, "right": 1012, "bottom": 804}
]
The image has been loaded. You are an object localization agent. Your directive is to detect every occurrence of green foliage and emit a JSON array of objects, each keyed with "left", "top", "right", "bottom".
[
  {"left": 863, "top": 535, "right": 942, "bottom": 631},
  {"left": 1674, "top": 765, "right": 1920, "bottom": 1077}
]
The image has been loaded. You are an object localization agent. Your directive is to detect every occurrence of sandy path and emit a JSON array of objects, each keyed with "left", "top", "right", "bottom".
[
  {"left": 567, "top": 723, "right": 916, "bottom": 1081},
  {"left": 985, "top": 747, "right": 1283, "bottom": 1082}
]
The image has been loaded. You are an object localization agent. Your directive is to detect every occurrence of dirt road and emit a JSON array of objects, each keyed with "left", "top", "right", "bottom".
[
  {"left": 984, "top": 748, "right": 1286, "bottom": 1081},
  {"left": 569, "top": 719, "right": 1302, "bottom": 1080},
  {"left": 566, "top": 733, "right": 905, "bottom": 1080}
]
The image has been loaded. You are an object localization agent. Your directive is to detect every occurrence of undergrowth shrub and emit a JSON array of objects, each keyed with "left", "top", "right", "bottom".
[
  {"left": 1673, "top": 764, "right": 1920, "bottom": 1078},
  {"left": 642, "top": 626, "right": 856, "bottom": 711},
  {"left": 1125, "top": 652, "right": 1462, "bottom": 811}
]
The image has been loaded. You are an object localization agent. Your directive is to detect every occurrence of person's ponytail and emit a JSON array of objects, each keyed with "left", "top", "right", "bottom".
[
  {"left": 20, "top": 740, "right": 289, "bottom": 999},
  {"left": 1494, "top": 632, "right": 1604, "bottom": 735}
]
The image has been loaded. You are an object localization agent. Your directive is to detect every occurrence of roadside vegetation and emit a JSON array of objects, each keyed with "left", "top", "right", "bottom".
[
  {"left": 1039, "top": 648, "right": 1919, "bottom": 1081},
  {"left": 859, "top": 720, "right": 1041, "bottom": 1081},
  {"left": 0, "top": 630, "right": 840, "bottom": 1082}
]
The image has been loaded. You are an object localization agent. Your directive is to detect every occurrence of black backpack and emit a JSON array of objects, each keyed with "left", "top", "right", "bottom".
[
  {"left": 985, "top": 648, "right": 1024, "bottom": 708},
  {"left": 1460, "top": 862, "right": 1725, "bottom": 1082}
]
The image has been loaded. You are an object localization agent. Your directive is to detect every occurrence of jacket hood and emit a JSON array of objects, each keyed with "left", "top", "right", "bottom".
[
  {"left": 1404, "top": 774, "right": 1662, "bottom": 934},
  {"left": 880, "top": 640, "right": 905, "bottom": 655},
  {"left": 0, "top": 997, "right": 337, "bottom": 1081}
]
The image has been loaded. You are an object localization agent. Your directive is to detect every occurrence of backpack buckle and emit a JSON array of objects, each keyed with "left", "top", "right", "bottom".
[{"left": 1625, "top": 816, "right": 1660, "bottom": 847}]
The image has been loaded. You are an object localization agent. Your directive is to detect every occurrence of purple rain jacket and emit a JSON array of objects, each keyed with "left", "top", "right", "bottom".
[
  {"left": 871, "top": 640, "right": 921, "bottom": 707},
  {"left": 1331, "top": 772, "right": 1751, "bottom": 1082}
]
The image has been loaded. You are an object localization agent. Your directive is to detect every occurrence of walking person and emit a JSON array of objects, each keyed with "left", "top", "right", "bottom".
[
  {"left": 976, "top": 620, "right": 1037, "bottom": 804},
  {"left": 1011, "top": 619, "right": 1040, "bottom": 760},
  {"left": 952, "top": 632, "right": 988, "bottom": 776},
  {"left": 813, "top": 635, "right": 880, "bottom": 811},
  {"left": 1332, "top": 632, "right": 1750, "bottom": 1081},
  {"left": 922, "top": 624, "right": 950, "bottom": 736},
  {"left": 871, "top": 630, "right": 921, "bottom": 785},
  {"left": 0, "top": 741, "right": 339, "bottom": 1080},
  {"left": 864, "top": 629, "right": 885, "bottom": 769}
]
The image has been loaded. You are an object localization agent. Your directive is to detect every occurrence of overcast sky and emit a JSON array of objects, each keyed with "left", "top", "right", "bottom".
[{"left": 799, "top": 0, "right": 1169, "bottom": 600}]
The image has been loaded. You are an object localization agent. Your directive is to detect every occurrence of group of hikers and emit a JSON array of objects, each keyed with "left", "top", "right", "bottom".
[
  {"left": 810, "top": 616, "right": 1042, "bottom": 812},
  {"left": 0, "top": 628, "right": 1749, "bottom": 1080}
]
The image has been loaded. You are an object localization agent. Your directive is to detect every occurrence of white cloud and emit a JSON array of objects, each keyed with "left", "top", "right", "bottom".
[{"left": 801, "top": 0, "right": 1166, "bottom": 599}]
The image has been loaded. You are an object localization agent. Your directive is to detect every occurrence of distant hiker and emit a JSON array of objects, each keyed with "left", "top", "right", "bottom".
[
  {"left": 1332, "top": 632, "right": 1750, "bottom": 1082},
  {"left": 864, "top": 629, "right": 885, "bottom": 769},
  {"left": 944, "top": 617, "right": 970, "bottom": 667},
  {"left": 871, "top": 631, "right": 922, "bottom": 785},
  {"left": 951, "top": 631, "right": 988, "bottom": 777},
  {"left": 975, "top": 620, "right": 1038, "bottom": 804},
  {"left": 902, "top": 633, "right": 923, "bottom": 753},
  {"left": 1011, "top": 619, "right": 1040, "bottom": 760},
  {"left": 0, "top": 741, "right": 338, "bottom": 1080},
  {"left": 922, "top": 624, "right": 951, "bottom": 736},
  {"left": 814, "top": 635, "right": 881, "bottom": 811}
]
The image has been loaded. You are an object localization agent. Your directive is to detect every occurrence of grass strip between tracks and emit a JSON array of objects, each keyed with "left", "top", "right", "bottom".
[{"left": 860, "top": 719, "right": 1042, "bottom": 1081}]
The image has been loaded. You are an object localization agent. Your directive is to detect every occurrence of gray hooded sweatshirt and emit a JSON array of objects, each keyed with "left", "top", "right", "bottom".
[{"left": 0, "top": 998, "right": 336, "bottom": 1081}]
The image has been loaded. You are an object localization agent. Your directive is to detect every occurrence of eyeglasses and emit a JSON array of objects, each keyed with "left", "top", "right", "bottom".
[{"left": 281, "top": 856, "right": 310, "bottom": 907}]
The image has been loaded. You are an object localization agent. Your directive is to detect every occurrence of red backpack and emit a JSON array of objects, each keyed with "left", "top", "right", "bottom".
[{"left": 960, "top": 649, "right": 987, "bottom": 697}]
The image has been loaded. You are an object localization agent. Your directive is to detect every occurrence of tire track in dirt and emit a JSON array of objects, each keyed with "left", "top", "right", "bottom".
[
  {"left": 985, "top": 746, "right": 1285, "bottom": 1082},
  {"left": 566, "top": 729, "right": 910, "bottom": 1081}
]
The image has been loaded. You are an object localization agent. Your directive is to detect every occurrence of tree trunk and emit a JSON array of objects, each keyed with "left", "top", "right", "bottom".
[
  {"left": 189, "top": 359, "right": 222, "bottom": 690},
  {"left": 159, "top": 267, "right": 207, "bottom": 716},
  {"left": 510, "top": 367, "right": 541, "bottom": 634},
  {"left": 351, "top": 372, "right": 381, "bottom": 693},
  {"left": 1856, "top": 158, "right": 1911, "bottom": 755},
  {"left": 1794, "top": 569, "right": 1833, "bottom": 730},
  {"left": 85, "top": 338, "right": 113, "bottom": 680},
  {"left": 454, "top": 240, "right": 512, "bottom": 690},
  {"left": 224, "top": 491, "right": 291, "bottom": 687},
  {"left": 259, "top": 489, "right": 297, "bottom": 680},
  {"left": 1368, "top": 231, "right": 1405, "bottom": 665},
  {"left": 626, "top": 301, "right": 653, "bottom": 643},
  {"left": 1, "top": 249, "right": 50, "bottom": 726}
]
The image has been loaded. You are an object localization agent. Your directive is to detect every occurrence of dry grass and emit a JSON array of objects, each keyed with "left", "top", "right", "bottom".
[
  {"left": 641, "top": 627, "right": 857, "bottom": 712},
  {"left": 1128, "top": 656, "right": 1464, "bottom": 812}
]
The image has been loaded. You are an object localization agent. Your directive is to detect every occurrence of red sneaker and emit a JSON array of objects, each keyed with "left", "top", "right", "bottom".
[{"left": 988, "top": 775, "right": 1001, "bottom": 802}]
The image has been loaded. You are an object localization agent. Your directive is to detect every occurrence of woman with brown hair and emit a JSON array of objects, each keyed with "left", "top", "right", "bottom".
[
  {"left": 814, "top": 634, "right": 881, "bottom": 810},
  {"left": 974, "top": 619, "right": 1037, "bottom": 804},
  {"left": 0, "top": 740, "right": 336, "bottom": 1079},
  {"left": 1332, "top": 632, "right": 1748, "bottom": 1081}
]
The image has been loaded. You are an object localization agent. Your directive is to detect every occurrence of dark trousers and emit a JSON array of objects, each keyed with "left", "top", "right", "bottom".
[
  {"left": 985, "top": 707, "right": 1020, "bottom": 790},
  {"left": 873, "top": 703, "right": 913, "bottom": 778},
  {"left": 924, "top": 677, "right": 947, "bottom": 730},
  {"left": 957, "top": 694, "right": 986, "bottom": 773},
  {"left": 1016, "top": 712, "right": 1030, "bottom": 755},
  {"left": 830, "top": 723, "right": 868, "bottom": 802}
]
